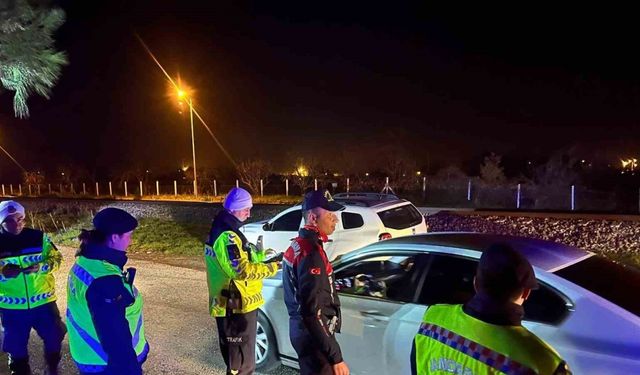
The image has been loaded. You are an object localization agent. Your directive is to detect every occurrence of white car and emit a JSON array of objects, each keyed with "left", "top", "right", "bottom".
[
  {"left": 256, "top": 233, "right": 640, "bottom": 374},
  {"left": 241, "top": 193, "right": 428, "bottom": 260}
]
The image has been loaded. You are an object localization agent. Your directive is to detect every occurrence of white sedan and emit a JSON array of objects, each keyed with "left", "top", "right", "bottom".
[{"left": 255, "top": 233, "right": 640, "bottom": 374}]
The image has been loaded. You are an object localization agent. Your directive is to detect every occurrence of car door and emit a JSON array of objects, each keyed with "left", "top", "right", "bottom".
[
  {"left": 417, "top": 253, "right": 578, "bottom": 371},
  {"left": 333, "top": 252, "right": 430, "bottom": 374},
  {"left": 262, "top": 207, "right": 302, "bottom": 253},
  {"left": 327, "top": 212, "right": 379, "bottom": 260}
]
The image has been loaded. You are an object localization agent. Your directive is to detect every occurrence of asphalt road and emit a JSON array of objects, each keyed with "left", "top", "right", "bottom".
[{"left": 0, "top": 246, "right": 299, "bottom": 375}]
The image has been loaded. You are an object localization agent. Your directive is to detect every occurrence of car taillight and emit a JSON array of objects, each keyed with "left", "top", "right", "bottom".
[{"left": 379, "top": 233, "right": 392, "bottom": 241}]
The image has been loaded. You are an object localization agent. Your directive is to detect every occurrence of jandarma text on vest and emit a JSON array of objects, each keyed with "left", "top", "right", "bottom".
[{"left": 431, "top": 357, "right": 474, "bottom": 375}]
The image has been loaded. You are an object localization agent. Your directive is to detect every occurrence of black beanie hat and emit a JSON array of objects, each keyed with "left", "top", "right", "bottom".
[{"left": 93, "top": 207, "right": 138, "bottom": 235}]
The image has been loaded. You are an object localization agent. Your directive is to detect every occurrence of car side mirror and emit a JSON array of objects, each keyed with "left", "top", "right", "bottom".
[{"left": 263, "top": 222, "right": 273, "bottom": 231}]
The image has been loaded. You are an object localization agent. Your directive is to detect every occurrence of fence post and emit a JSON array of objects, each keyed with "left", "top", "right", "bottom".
[
  {"left": 48, "top": 184, "right": 51, "bottom": 194},
  {"left": 236, "top": 179, "right": 239, "bottom": 188},
  {"left": 467, "top": 180, "right": 472, "bottom": 201},
  {"left": 37, "top": 184, "right": 41, "bottom": 196},
  {"left": 19, "top": 184, "right": 22, "bottom": 195},
  {"left": 571, "top": 185, "right": 575, "bottom": 211},
  {"left": 59, "top": 184, "right": 62, "bottom": 194},
  {"left": 109, "top": 182, "right": 113, "bottom": 196},
  {"left": 28, "top": 185, "right": 32, "bottom": 195},
  {"left": 156, "top": 181, "right": 160, "bottom": 196},
  {"left": 214, "top": 180, "right": 217, "bottom": 196},
  {"left": 285, "top": 179, "right": 289, "bottom": 196},
  {"left": 71, "top": 183, "right": 75, "bottom": 194},
  {"left": 346, "top": 177, "right": 350, "bottom": 193},
  {"left": 10, "top": 184, "right": 13, "bottom": 195},
  {"left": 96, "top": 182, "right": 99, "bottom": 196},
  {"left": 83, "top": 182, "right": 86, "bottom": 195},
  {"left": 124, "top": 181, "right": 128, "bottom": 197},
  {"left": 314, "top": 179, "right": 318, "bottom": 191},
  {"left": 174, "top": 180, "right": 177, "bottom": 196},
  {"left": 139, "top": 181, "right": 143, "bottom": 196},
  {"left": 260, "top": 179, "right": 264, "bottom": 197},
  {"left": 1, "top": 184, "right": 4, "bottom": 196},
  {"left": 517, "top": 183, "right": 521, "bottom": 209}
]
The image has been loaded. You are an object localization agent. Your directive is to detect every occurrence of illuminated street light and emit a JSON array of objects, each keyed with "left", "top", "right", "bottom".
[{"left": 174, "top": 81, "right": 198, "bottom": 196}]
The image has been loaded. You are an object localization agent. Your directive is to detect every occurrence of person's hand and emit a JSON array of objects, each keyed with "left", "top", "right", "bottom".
[
  {"left": 265, "top": 248, "right": 278, "bottom": 258},
  {"left": 332, "top": 361, "right": 349, "bottom": 375},
  {"left": 1, "top": 264, "right": 21, "bottom": 279},
  {"left": 22, "top": 264, "right": 40, "bottom": 274}
]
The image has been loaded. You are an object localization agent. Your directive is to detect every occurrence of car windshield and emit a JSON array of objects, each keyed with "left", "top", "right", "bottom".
[
  {"left": 554, "top": 256, "right": 640, "bottom": 316},
  {"left": 377, "top": 204, "right": 423, "bottom": 229}
]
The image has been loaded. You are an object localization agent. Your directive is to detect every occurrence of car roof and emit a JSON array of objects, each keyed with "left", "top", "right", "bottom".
[
  {"left": 333, "top": 192, "right": 409, "bottom": 208},
  {"left": 377, "top": 232, "right": 593, "bottom": 272}
]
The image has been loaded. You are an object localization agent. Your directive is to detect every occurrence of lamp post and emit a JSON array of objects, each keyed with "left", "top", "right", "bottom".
[{"left": 177, "top": 89, "right": 198, "bottom": 196}]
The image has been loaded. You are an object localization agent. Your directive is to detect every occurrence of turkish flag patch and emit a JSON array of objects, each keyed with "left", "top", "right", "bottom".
[{"left": 310, "top": 268, "right": 321, "bottom": 275}]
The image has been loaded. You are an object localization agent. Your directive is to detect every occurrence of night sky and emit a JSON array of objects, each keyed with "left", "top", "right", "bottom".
[{"left": 1, "top": 2, "right": 640, "bottom": 179}]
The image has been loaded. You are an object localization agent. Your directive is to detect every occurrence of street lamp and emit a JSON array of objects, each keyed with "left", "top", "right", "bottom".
[{"left": 176, "top": 84, "right": 198, "bottom": 196}]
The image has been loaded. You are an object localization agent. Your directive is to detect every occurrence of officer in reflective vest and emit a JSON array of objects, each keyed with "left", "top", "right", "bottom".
[
  {"left": 66, "top": 207, "right": 148, "bottom": 375},
  {"left": 0, "top": 200, "right": 65, "bottom": 375},
  {"left": 205, "top": 187, "right": 280, "bottom": 375},
  {"left": 411, "top": 243, "right": 572, "bottom": 375}
]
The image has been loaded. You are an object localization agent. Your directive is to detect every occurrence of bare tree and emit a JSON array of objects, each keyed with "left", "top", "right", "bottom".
[
  {"left": 284, "top": 158, "right": 317, "bottom": 194},
  {"left": 434, "top": 165, "right": 468, "bottom": 187},
  {"left": 480, "top": 152, "right": 506, "bottom": 185},
  {"left": 381, "top": 153, "right": 418, "bottom": 192},
  {"left": 22, "top": 170, "right": 44, "bottom": 185},
  {"left": 236, "top": 159, "right": 272, "bottom": 194},
  {"left": 534, "top": 153, "right": 580, "bottom": 187}
]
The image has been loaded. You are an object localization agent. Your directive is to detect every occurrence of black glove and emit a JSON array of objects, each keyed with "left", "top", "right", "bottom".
[{"left": 1, "top": 264, "right": 22, "bottom": 279}]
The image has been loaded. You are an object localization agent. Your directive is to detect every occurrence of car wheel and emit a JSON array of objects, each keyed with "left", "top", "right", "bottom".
[{"left": 256, "top": 310, "right": 280, "bottom": 372}]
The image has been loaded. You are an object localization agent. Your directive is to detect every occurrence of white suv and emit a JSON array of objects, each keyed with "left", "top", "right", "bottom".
[{"left": 241, "top": 193, "right": 428, "bottom": 260}]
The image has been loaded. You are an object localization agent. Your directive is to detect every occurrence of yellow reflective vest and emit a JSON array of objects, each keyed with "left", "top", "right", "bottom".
[
  {"left": 0, "top": 229, "right": 62, "bottom": 309},
  {"left": 66, "top": 256, "right": 148, "bottom": 372},
  {"left": 205, "top": 230, "right": 278, "bottom": 317},
  {"left": 413, "top": 304, "right": 565, "bottom": 375}
]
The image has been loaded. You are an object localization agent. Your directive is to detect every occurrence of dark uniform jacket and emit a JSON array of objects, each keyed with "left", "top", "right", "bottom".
[{"left": 282, "top": 225, "right": 343, "bottom": 365}]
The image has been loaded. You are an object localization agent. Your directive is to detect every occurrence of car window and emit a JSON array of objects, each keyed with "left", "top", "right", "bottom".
[
  {"left": 377, "top": 204, "right": 423, "bottom": 230},
  {"left": 335, "top": 254, "right": 422, "bottom": 303},
  {"left": 271, "top": 209, "right": 302, "bottom": 231},
  {"left": 522, "top": 284, "right": 569, "bottom": 324},
  {"left": 341, "top": 212, "right": 364, "bottom": 229},
  {"left": 419, "top": 254, "right": 569, "bottom": 325},
  {"left": 554, "top": 255, "right": 640, "bottom": 316},
  {"left": 418, "top": 254, "right": 476, "bottom": 306}
]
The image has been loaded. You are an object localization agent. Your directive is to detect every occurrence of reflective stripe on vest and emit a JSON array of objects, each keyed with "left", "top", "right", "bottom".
[
  {"left": 0, "top": 232, "right": 56, "bottom": 309},
  {"left": 71, "top": 263, "right": 95, "bottom": 286},
  {"left": 418, "top": 322, "right": 537, "bottom": 375},
  {"left": 75, "top": 343, "right": 150, "bottom": 373},
  {"left": 66, "top": 309, "right": 108, "bottom": 362},
  {"left": 415, "top": 304, "right": 563, "bottom": 375}
]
